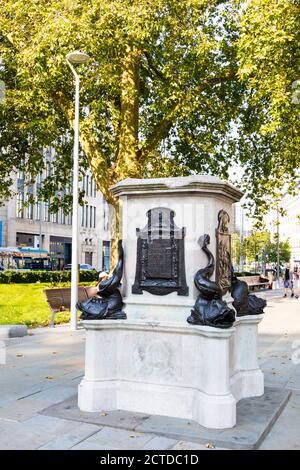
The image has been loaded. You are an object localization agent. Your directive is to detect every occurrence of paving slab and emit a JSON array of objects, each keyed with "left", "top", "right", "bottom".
[
  {"left": 171, "top": 440, "right": 227, "bottom": 450},
  {"left": 72, "top": 441, "right": 120, "bottom": 450},
  {"left": 75, "top": 427, "right": 154, "bottom": 450},
  {"left": 284, "top": 365, "right": 300, "bottom": 391},
  {"left": 40, "top": 396, "right": 150, "bottom": 430},
  {"left": 38, "top": 423, "right": 100, "bottom": 450},
  {"left": 135, "top": 388, "right": 291, "bottom": 449},
  {"left": 0, "top": 398, "right": 52, "bottom": 423},
  {"left": 140, "top": 436, "right": 178, "bottom": 450},
  {"left": 29, "top": 384, "right": 78, "bottom": 405},
  {"left": 259, "top": 391, "right": 300, "bottom": 450},
  {"left": 0, "top": 415, "right": 86, "bottom": 450},
  {"left": 39, "top": 387, "right": 290, "bottom": 450}
]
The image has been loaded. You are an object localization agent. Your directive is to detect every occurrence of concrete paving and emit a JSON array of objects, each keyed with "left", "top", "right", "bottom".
[
  {"left": 40, "top": 387, "right": 291, "bottom": 449},
  {"left": 0, "top": 289, "right": 299, "bottom": 450}
]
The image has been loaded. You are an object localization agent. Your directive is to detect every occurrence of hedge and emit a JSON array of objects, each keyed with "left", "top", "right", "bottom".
[
  {"left": 0, "top": 269, "right": 98, "bottom": 284},
  {"left": 234, "top": 272, "right": 261, "bottom": 277}
]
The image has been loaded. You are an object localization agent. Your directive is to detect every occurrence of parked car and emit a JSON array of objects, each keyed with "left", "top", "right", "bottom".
[{"left": 64, "top": 263, "right": 96, "bottom": 271}]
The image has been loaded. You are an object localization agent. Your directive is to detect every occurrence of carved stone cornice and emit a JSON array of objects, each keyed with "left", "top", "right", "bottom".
[{"left": 111, "top": 175, "right": 243, "bottom": 203}]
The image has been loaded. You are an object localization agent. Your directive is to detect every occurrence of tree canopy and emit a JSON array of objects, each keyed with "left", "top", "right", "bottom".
[
  {"left": 0, "top": 0, "right": 299, "bottom": 221},
  {"left": 232, "top": 230, "right": 291, "bottom": 268}
]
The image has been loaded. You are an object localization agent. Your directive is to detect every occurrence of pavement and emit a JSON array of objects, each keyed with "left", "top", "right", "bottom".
[{"left": 0, "top": 288, "right": 299, "bottom": 450}]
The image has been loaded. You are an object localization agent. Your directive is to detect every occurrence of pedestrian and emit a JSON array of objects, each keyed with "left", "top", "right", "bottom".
[
  {"left": 294, "top": 264, "right": 298, "bottom": 279},
  {"left": 283, "top": 263, "right": 294, "bottom": 298},
  {"left": 97, "top": 271, "right": 109, "bottom": 288},
  {"left": 294, "top": 266, "right": 300, "bottom": 299}
]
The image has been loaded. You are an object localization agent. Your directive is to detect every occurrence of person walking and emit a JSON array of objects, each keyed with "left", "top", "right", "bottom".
[
  {"left": 294, "top": 266, "right": 300, "bottom": 299},
  {"left": 284, "top": 263, "right": 294, "bottom": 298}
]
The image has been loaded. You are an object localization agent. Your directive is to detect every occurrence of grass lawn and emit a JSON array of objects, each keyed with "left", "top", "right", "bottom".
[{"left": 0, "top": 283, "right": 81, "bottom": 328}]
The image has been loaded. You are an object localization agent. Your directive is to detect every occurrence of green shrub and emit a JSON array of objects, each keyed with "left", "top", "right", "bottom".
[
  {"left": 0, "top": 270, "right": 98, "bottom": 284},
  {"left": 234, "top": 272, "right": 260, "bottom": 277}
]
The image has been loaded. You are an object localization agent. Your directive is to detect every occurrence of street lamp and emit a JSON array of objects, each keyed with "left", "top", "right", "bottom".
[{"left": 66, "top": 51, "right": 90, "bottom": 330}]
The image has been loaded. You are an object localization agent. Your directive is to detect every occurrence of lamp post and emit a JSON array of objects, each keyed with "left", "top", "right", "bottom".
[
  {"left": 276, "top": 205, "right": 280, "bottom": 286},
  {"left": 66, "top": 51, "right": 90, "bottom": 330},
  {"left": 240, "top": 205, "right": 244, "bottom": 272}
]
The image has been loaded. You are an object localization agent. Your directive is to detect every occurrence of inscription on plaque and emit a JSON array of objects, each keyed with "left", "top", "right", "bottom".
[
  {"left": 215, "top": 209, "right": 232, "bottom": 296},
  {"left": 132, "top": 207, "right": 188, "bottom": 296},
  {"left": 147, "top": 240, "right": 172, "bottom": 279}
]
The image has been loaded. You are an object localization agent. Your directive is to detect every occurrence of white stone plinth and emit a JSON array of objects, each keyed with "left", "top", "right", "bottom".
[
  {"left": 78, "top": 176, "right": 264, "bottom": 429},
  {"left": 78, "top": 320, "right": 236, "bottom": 429},
  {"left": 230, "top": 315, "right": 264, "bottom": 401},
  {"left": 78, "top": 315, "right": 264, "bottom": 429}
]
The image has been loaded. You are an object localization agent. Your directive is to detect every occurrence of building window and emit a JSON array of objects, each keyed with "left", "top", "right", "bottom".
[
  {"left": 60, "top": 209, "right": 66, "bottom": 225},
  {"left": 45, "top": 147, "right": 52, "bottom": 159},
  {"left": 26, "top": 185, "right": 34, "bottom": 219},
  {"left": 85, "top": 205, "right": 89, "bottom": 228},
  {"left": 45, "top": 202, "right": 51, "bottom": 222},
  {"left": 86, "top": 175, "right": 89, "bottom": 196},
  {"left": 16, "top": 172, "right": 25, "bottom": 218},
  {"left": 93, "top": 179, "right": 97, "bottom": 197},
  {"left": 85, "top": 252, "right": 93, "bottom": 265},
  {"left": 90, "top": 206, "right": 93, "bottom": 228},
  {"left": 103, "top": 196, "right": 109, "bottom": 231},
  {"left": 16, "top": 191, "right": 25, "bottom": 218},
  {"left": 67, "top": 212, "right": 72, "bottom": 225},
  {"left": 36, "top": 202, "right": 42, "bottom": 221},
  {"left": 27, "top": 201, "right": 34, "bottom": 219},
  {"left": 102, "top": 241, "right": 110, "bottom": 272},
  {"left": 46, "top": 160, "right": 51, "bottom": 177},
  {"left": 93, "top": 207, "right": 96, "bottom": 228},
  {"left": 81, "top": 206, "right": 85, "bottom": 227}
]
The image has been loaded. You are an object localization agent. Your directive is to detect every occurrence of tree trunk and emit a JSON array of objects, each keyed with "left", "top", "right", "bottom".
[
  {"left": 107, "top": 46, "right": 142, "bottom": 266},
  {"left": 108, "top": 196, "right": 121, "bottom": 272},
  {"left": 116, "top": 45, "right": 142, "bottom": 178}
]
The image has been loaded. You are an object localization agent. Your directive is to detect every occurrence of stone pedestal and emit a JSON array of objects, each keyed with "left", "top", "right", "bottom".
[
  {"left": 78, "top": 320, "right": 236, "bottom": 429},
  {"left": 78, "top": 176, "right": 265, "bottom": 429},
  {"left": 78, "top": 314, "right": 264, "bottom": 429}
]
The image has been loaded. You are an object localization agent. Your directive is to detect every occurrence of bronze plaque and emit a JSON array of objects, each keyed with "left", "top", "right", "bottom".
[{"left": 132, "top": 207, "right": 188, "bottom": 296}]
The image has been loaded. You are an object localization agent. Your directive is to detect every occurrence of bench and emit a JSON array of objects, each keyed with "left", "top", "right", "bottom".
[
  {"left": 44, "top": 286, "right": 98, "bottom": 327},
  {"left": 237, "top": 275, "right": 269, "bottom": 291}
]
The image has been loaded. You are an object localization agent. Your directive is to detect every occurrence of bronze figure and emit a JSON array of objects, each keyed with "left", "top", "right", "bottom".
[
  {"left": 77, "top": 240, "right": 126, "bottom": 320},
  {"left": 187, "top": 234, "right": 235, "bottom": 329},
  {"left": 230, "top": 270, "right": 266, "bottom": 316}
]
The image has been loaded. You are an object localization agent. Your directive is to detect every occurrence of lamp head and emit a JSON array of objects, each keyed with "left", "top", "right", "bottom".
[{"left": 66, "top": 51, "right": 90, "bottom": 64}]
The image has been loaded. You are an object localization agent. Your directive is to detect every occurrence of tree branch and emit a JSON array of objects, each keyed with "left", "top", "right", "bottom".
[
  {"left": 51, "top": 90, "right": 112, "bottom": 197},
  {"left": 144, "top": 51, "right": 166, "bottom": 82},
  {"left": 140, "top": 71, "right": 236, "bottom": 161}
]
